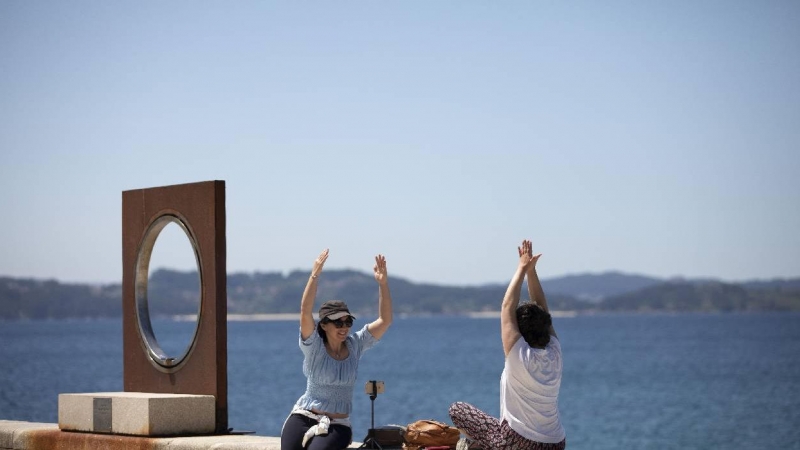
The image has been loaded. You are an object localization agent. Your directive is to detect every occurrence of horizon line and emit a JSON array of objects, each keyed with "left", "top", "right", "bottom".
[{"left": 2, "top": 268, "right": 798, "bottom": 288}]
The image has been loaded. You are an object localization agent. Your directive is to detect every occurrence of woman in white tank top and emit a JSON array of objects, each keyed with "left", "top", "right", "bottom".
[{"left": 449, "top": 240, "right": 566, "bottom": 450}]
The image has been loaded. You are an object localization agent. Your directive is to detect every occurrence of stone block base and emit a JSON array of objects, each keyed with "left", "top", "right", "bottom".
[{"left": 58, "top": 392, "right": 215, "bottom": 436}]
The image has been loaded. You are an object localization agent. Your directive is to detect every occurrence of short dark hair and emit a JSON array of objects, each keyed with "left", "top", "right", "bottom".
[
  {"left": 316, "top": 321, "right": 328, "bottom": 343},
  {"left": 516, "top": 302, "right": 552, "bottom": 348}
]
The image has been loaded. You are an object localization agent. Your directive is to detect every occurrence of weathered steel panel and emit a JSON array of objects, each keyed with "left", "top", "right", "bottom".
[{"left": 121, "top": 181, "right": 227, "bottom": 433}]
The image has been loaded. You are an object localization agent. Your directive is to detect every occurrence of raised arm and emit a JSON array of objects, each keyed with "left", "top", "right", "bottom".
[
  {"left": 367, "top": 254, "right": 393, "bottom": 340},
  {"left": 300, "top": 249, "right": 329, "bottom": 340},
  {"left": 502, "top": 241, "right": 534, "bottom": 356},
  {"left": 523, "top": 240, "right": 557, "bottom": 338}
]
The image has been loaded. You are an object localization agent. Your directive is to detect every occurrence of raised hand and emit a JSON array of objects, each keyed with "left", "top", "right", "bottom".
[
  {"left": 312, "top": 249, "right": 329, "bottom": 278},
  {"left": 373, "top": 254, "right": 388, "bottom": 284},
  {"left": 517, "top": 240, "right": 542, "bottom": 272}
]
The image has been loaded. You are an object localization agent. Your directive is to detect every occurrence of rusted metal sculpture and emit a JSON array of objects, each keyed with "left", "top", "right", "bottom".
[{"left": 121, "top": 180, "right": 228, "bottom": 433}]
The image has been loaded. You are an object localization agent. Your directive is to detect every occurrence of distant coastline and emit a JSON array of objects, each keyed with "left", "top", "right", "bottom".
[
  {"left": 173, "top": 311, "right": 581, "bottom": 322},
  {"left": 2, "top": 270, "right": 799, "bottom": 320}
]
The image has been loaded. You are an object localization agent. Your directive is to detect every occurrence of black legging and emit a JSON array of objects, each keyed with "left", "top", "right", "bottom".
[{"left": 280, "top": 413, "right": 353, "bottom": 450}]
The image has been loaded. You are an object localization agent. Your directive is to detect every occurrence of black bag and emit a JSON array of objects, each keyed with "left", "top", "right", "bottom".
[{"left": 364, "top": 425, "right": 405, "bottom": 447}]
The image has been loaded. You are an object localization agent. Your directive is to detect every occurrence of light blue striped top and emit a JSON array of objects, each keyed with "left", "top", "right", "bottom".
[{"left": 294, "top": 324, "right": 379, "bottom": 415}]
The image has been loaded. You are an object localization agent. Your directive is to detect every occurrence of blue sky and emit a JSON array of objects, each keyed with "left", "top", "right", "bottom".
[{"left": 1, "top": 2, "right": 798, "bottom": 286}]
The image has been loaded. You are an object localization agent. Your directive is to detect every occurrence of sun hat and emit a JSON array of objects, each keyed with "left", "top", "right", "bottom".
[{"left": 318, "top": 300, "right": 356, "bottom": 321}]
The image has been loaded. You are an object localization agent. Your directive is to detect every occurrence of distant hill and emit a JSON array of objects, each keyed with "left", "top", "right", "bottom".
[
  {"left": 741, "top": 278, "right": 800, "bottom": 291},
  {"left": 540, "top": 272, "right": 662, "bottom": 301},
  {"left": 1, "top": 271, "right": 799, "bottom": 320},
  {"left": 601, "top": 280, "right": 800, "bottom": 312},
  {"left": 0, "top": 277, "right": 121, "bottom": 319},
  {"left": 228, "top": 270, "right": 588, "bottom": 316}
]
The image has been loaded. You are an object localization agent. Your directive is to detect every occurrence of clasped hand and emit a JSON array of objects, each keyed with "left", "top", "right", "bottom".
[{"left": 517, "top": 240, "right": 542, "bottom": 272}]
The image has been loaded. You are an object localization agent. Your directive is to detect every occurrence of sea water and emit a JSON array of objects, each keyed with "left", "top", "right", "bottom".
[{"left": 1, "top": 313, "right": 799, "bottom": 449}]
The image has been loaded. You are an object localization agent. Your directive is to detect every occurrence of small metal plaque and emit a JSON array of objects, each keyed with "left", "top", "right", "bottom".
[{"left": 93, "top": 397, "right": 112, "bottom": 433}]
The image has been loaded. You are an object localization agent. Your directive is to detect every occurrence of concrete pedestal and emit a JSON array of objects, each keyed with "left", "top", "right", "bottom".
[
  {"left": 58, "top": 392, "right": 215, "bottom": 437},
  {"left": 1, "top": 420, "right": 366, "bottom": 450}
]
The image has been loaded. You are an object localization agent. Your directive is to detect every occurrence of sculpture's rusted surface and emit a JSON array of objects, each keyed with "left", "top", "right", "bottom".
[{"left": 121, "top": 181, "right": 227, "bottom": 433}]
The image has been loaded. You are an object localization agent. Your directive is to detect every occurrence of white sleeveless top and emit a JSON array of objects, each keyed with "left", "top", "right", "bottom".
[{"left": 500, "top": 336, "right": 565, "bottom": 443}]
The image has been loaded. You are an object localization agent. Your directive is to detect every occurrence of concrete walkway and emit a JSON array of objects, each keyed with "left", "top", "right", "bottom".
[{"left": 0, "top": 420, "right": 365, "bottom": 450}]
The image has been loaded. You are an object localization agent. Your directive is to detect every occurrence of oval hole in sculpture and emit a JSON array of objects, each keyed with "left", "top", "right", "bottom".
[{"left": 134, "top": 215, "right": 202, "bottom": 371}]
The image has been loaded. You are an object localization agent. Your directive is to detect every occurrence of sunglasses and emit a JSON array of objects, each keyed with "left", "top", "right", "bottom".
[{"left": 324, "top": 317, "right": 354, "bottom": 328}]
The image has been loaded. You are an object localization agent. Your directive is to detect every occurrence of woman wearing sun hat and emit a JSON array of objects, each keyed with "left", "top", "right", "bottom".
[{"left": 280, "top": 249, "right": 394, "bottom": 450}]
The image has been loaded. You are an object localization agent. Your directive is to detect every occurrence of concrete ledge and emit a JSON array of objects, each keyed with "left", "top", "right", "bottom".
[
  {"left": 59, "top": 392, "right": 215, "bottom": 436},
  {"left": 0, "top": 420, "right": 364, "bottom": 450},
  {"left": 0, "top": 421, "right": 58, "bottom": 450}
]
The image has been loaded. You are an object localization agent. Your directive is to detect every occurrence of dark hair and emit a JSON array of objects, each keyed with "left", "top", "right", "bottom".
[
  {"left": 516, "top": 303, "right": 552, "bottom": 348},
  {"left": 316, "top": 320, "right": 329, "bottom": 343}
]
